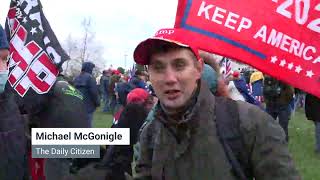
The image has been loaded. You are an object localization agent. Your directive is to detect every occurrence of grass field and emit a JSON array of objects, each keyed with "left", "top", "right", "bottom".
[
  {"left": 93, "top": 108, "right": 320, "bottom": 180},
  {"left": 288, "top": 109, "right": 320, "bottom": 180}
]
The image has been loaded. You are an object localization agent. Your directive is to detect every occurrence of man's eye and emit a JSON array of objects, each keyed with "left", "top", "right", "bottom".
[
  {"left": 175, "top": 61, "right": 185, "bottom": 70},
  {"left": 152, "top": 64, "right": 165, "bottom": 71}
]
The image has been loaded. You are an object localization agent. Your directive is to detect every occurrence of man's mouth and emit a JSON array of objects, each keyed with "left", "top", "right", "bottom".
[{"left": 164, "top": 90, "right": 181, "bottom": 100}]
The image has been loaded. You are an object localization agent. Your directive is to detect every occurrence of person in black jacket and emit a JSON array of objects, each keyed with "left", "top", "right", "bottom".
[
  {"left": 25, "top": 76, "right": 90, "bottom": 180},
  {"left": 0, "top": 88, "right": 27, "bottom": 180},
  {"left": 104, "top": 88, "right": 153, "bottom": 179},
  {"left": 263, "top": 76, "right": 294, "bottom": 142},
  {"left": 0, "top": 24, "right": 27, "bottom": 180},
  {"left": 63, "top": 88, "right": 154, "bottom": 180},
  {"left": 73, "top": 61, "right": 100, "bottom": 127},
  {"left": 103, "top": 103, "right": 149, "bottom": 180},
  {"left": 305, "top": 93, "right": 320, "bottom": 154},
  {"left": 100, "top": 70, "right": 111, "bottom": 112}
]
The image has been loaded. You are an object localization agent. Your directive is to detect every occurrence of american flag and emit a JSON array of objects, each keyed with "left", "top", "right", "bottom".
[
  {"left": 220, "top": 57, "right": 232, "bottom": 79},
  {"left": 5, "top": 0, "right": 69, "bottom": 97},
  {"left": 128, "top": 64, "right": 136, "bottom": 81}
]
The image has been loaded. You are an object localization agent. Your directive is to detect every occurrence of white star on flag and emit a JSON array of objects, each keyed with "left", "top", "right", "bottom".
[
  {"left": 306, "top": 70, "right": 314, "bottom": 78},
  {"left": 280, "top": 60, "right": 286, "bottom": 67},
  {"left": 30, "top": 27, "right": 37, "bottom": 35},
  {"left": 295, "top": 66, "right": 303, "bottom": 74},
  {"left": 271, "top": 56, "right": 278, "bottom": 63},
  {"left": 22, "top": 17, "right": 27, "bottom": 23},
  {"left": 288, "top": 63, "right": 294, "bottom": 70}
]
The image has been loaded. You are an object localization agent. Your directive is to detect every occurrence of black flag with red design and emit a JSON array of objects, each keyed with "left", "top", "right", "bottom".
[{"left": 5, "top": 0, "right": 69, "bottom": 98}]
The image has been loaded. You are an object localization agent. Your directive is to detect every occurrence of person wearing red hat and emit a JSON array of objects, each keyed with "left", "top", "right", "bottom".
[
  {"left": 127, "top": 88, "right": 152, "bottom": 107},
  {"left": 95, "top": 88, "right": 154, "bottom": 180},
  {"left": 133, "top": 28, "right": 299, "bottom": 180},
  {"left": 112, "top": 69, "right": 121, "bottom": 75}
]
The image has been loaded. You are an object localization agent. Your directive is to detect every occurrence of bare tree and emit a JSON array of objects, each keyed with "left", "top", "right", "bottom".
[
  {"left": 61, "top": 17, "right": 106, "bottom": 79},
  {"left": 63, "top": 35, "right": 79, "bottom": 75},
  {"left": 80, "top": 17, "right": 95, "bottom": 63}
]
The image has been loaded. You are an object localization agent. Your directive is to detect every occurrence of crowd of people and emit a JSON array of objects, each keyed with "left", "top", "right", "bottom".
[{"left": 1, "top": 20, "right": 320, "bottom": 180}]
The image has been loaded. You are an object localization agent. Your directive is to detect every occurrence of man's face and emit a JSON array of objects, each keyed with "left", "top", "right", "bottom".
[
  {"left": 0, "top": 49, "right": 9, "bottom": 71},
  {"left": 148, "top": 48, "right": 202, "bottom": 111}
]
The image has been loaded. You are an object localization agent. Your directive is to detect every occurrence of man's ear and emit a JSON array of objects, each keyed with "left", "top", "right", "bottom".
[{"left": 196, "top": 58, "right": 204, "bottom": 73}]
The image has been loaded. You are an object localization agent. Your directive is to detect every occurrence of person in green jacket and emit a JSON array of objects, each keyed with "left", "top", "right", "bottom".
[{"left": 132, "top": 28, "right": 300, "bottom": 180}]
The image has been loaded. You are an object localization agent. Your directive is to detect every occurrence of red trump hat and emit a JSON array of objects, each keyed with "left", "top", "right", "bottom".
[{"left": 133, "top": 28, "right": 200, "bottom": 65}]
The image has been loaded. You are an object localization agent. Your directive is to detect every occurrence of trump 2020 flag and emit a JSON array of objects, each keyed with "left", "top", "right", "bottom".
[
  {"left": 175, "top": 0, "right": 320, "bottom": 98},
  {"left": 5, "top": 0, "right": 69, "bottom": 97}
]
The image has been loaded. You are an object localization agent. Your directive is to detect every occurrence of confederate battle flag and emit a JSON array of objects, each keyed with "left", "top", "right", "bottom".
[{"left": 5, "top": 0, "right": 69, "bottom": 98}]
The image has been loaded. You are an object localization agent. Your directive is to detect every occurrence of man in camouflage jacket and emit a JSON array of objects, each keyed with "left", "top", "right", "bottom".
[{"left": 132, "top": 28, "right": 300, "bottom": 180}]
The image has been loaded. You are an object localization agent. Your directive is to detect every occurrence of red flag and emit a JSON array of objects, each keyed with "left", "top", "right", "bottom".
[{"left": 175, "top": 0, "right": 320, "bottom": 98}]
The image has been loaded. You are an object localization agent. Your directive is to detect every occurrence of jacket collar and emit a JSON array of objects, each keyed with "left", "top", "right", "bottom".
[
  {"left": 155, "top": 80, "right": 215, "bottom": 131},
  {"left": 152, "top": 81, "right": 216, "bottom": 160}
]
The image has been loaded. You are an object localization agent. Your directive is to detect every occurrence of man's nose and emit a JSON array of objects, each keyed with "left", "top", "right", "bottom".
[{"left": 164, "top": 67, "right": 178, "bottom": 85}]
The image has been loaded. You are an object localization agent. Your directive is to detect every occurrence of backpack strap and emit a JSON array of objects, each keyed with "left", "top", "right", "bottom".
[{"left": 214, "top": 97, "right": 252, "bottom": 180}]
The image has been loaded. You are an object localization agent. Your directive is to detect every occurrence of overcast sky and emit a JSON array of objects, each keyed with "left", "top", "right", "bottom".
[{"left": 0, "top": 0, "right": 178, "bottom": 69}]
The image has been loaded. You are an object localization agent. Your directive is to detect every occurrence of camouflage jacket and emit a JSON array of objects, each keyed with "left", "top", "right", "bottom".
[{"left": 134, "top": 82, "right": 300, "bottom": 180}]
